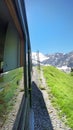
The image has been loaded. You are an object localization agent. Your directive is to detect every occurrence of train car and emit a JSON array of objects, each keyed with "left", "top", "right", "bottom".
[{"left": 0, "top": 0, "right": 32, "bottom": 130}]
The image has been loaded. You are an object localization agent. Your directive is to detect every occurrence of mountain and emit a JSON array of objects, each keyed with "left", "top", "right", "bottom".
[
  {"left": 42, "top": 51, "right": 73, "bottom": 67},
  {"left": 32, "top": 52, "right": 48, "bottom": 65},
  {"left": 32, "top": 51, "right": 73, "bottom": 72}
]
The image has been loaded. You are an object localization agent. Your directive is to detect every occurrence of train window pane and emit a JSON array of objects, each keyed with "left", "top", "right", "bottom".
[
  {"left": 0, "top": 1, "right": 24, "bottom": 73},
  {"left": 3, "top": 23, "right": 21, "bottom": 72},
  {"left": 0, "top": 1, "right": 25, "bottom": 128}
]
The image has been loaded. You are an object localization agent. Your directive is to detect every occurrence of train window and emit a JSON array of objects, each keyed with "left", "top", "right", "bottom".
[
  {"left": 0, "top": 1, "right": 25, "bottom": 128},
  {"left": 3, "top": 23, "right": 21, "bottom": 72},
  {"left": 0, "top": 1, "right": 24, "bottom": 74}
]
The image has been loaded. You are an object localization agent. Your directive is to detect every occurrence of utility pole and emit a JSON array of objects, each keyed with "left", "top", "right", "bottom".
[{"left": 37, "top": 50, "right": 40, "bottom": 70}]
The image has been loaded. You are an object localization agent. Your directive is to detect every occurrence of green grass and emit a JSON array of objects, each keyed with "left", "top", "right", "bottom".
[
  {"left": 0, "top": 67, "right": 23, "bottom": 120},
  {"left": 43, "top": 66, "right": 73, "bottom": 129}
]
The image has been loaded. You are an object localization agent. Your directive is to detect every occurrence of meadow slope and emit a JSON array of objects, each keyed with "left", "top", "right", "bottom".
[{"left": 43, "top": 66, "right": 73, "bottom": 129}]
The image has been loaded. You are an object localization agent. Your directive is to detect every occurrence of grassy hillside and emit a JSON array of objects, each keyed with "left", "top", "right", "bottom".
[
  {"left": 0, "top": 67, "right": 23, "bottom": 121},
  {"left": 43, "top": 66, "right": 73, "bottom": 129}
]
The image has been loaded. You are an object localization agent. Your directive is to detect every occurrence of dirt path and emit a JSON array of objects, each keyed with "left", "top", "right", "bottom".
[{"left": 32, "top": 67, "right": 71, "bottom": 130}]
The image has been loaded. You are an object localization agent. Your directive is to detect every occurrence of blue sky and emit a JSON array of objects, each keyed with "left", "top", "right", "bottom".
[{"left": 25, "top": 0, "right": 73, "bottom": 54}]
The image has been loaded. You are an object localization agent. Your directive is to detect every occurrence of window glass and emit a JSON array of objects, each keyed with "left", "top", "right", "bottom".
[{"left": 0, "top": 1, "right": 25, "bottom": 128}]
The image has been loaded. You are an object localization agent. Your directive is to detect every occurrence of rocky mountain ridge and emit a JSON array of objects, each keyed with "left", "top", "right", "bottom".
[
  {"left": 42, "top": 51, "right": 73, "bottom": 67},
  {"left": 32, "top": 51, "right": 73, "bottom": 72}
]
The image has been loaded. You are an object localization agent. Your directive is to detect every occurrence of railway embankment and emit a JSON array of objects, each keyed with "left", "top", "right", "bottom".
[{"left": 32, "top": 67, "right": 71, "bottom": 130}]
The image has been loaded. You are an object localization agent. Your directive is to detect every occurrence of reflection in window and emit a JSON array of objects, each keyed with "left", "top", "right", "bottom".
[
  {"left": 0, "top": 1, "right": 25, "bottom": 128},
  {"left": 0, "top": 67, "right": 24, "bottom": 127}
]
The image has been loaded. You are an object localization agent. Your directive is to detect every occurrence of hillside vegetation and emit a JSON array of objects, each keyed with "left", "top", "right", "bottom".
[
  {"left": 0, "top": 67, "right": 23, "bottom": 121},
  {"left": 43, "top": 66, "right": 73, "bottom": 129}
]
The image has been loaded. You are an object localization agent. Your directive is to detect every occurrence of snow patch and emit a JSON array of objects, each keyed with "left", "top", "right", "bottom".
[
  {"left": 32, "top": 52, "right": 49, "bottom": 65},
  {"left": 57, "top": 66, "right": 71, "bottom": 73}
]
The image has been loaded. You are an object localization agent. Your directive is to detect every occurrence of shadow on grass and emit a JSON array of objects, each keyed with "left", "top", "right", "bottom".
[{"left": 32, "top": 81, "right": 53, "bottom": 130}]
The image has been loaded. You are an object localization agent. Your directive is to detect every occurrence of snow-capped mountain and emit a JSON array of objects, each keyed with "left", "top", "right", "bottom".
[
  {"left": 32, "top": 52, "right": 49, "bottom": 65},
  {"left": 32, "top": 51, "right": 73, "bottom": 72},
  {"left": 42, "top": 51, "right": 73, "bottom": 67}
]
